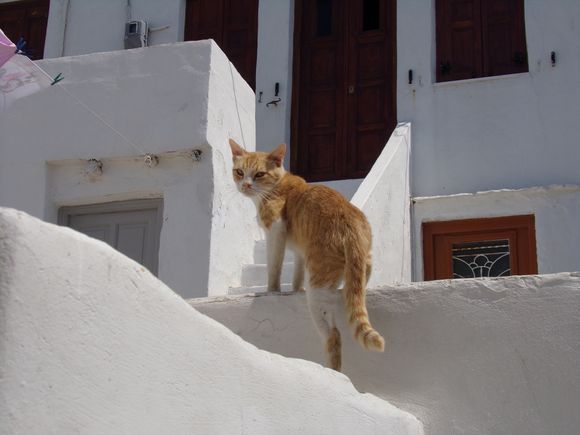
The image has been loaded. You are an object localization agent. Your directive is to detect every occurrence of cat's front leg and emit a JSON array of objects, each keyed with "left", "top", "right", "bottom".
[
  {"left": 266, "top": 219, "right": 287, "bottom": 292},
  {"left": 293, "top": 252, "right": 305, "bottom": 292}
]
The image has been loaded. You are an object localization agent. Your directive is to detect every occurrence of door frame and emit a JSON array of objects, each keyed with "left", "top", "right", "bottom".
[{"left": 289, "top": 0, "right": 397, "bottom": 180}]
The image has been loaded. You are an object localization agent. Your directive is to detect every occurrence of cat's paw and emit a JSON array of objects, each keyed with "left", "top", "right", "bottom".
[{"left": 293, "top": 286, "right": 306, "bottom": 293}]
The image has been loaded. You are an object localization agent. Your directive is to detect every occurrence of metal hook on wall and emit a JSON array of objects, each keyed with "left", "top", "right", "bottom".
[{"left": 266, "top": 98, "right": 281, "bottom": 107}]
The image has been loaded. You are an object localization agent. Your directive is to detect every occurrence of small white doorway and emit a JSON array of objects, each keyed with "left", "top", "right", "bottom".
[{"left": 58, "top": 199, "right": 163, "bottom": 275}]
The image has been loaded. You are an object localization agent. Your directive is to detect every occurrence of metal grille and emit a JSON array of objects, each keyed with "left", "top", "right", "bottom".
[{"left": 452, "top": 239, "right": 510, "bottom": 279}]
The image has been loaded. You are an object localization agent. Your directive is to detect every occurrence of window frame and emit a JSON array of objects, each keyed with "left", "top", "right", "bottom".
[{"left": 422, "top": 214, "right": 538, "bottom": 281}]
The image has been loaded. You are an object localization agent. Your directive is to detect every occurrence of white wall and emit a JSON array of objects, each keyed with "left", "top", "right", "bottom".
[
  {"left": 398, "top": 0, "right": 580, "bottom": 196},
  {"left": 44, "top": 0, "right": 185, "bottom": 58},
  {"left": 192, "top": 272, "right": 580, "bottom": 435},
  {"left": 352, "top": 123, "right": 411, "bottom": 285},
  {"left": 254, "top": 0, "right": 294, "bottom": 152},
  {"left": 0, "top": 208, "right": 423, "bottom": 435},
  {"left": 0, "top": 40, "right": 259, "bottom": 298},
  {"left": 412, "top": 184, "right": 580, "bottom": 280}
]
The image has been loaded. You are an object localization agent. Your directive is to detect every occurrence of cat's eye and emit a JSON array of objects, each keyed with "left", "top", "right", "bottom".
[
  {"left": 235, "top": 169, "right": 244, "bottom": 177},
  {"left": 254, "top": 172, "right": 266, "bottom": 179}
]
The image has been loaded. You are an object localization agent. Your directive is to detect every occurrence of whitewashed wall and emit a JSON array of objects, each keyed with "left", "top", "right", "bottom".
[
  {"left": 352, "top": 123, "right": 411, "bottom": 285},
  {"left": 412, "top": 184, "right": 580, "bottom": 280},
  {"left": 0, "top": 208, "right": 423, "bottom": 435},
  {"left": 192, "top": 272, "right": 580, "bottom": 435},
  {"left": 398, "top": 0, "right": 580, "bottom": 196},
  {"left": 0, "top": 40, "right": 259, "bottom": 298},
  {"left": 44, "top": 0, "right": 185, "bottom": 58}
]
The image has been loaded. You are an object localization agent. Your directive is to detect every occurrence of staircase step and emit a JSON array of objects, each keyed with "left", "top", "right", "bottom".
[
  {"left": 228, "top": 283, "right": 294, "bottom": 296},
  {"left": 253, "top": 239, "right": 268, "bottom": 263},
  {"left": 253, "top": 239, "right": 297, "bottom": 264},
  {"left": 241, "top": 262, "right": 295, "bottom": 287}
]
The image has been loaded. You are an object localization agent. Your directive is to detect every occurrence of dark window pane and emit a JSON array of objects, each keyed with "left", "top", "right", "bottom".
[
  {"left": 452, "top": 239, "right": 511, "bottom": 278},
  {"left": 316, "top": 0, "right": 332, "bottom": 37},
  {"left": 363, "top": 0, "right": 380, "bottom": 31}
]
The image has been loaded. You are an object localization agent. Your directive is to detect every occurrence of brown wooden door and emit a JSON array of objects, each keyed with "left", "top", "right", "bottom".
[
  {"left": 0, "top": 0, "right": 49, "bottom": 60},
  {"left": 291, "top": 0, "right": 396, "bottom": 182},
  {"left": 185, "top": 0, "right": 258, "bottom": 90},
  {"left": 423, "top": 215, "right": 538, "bottom": 280}
]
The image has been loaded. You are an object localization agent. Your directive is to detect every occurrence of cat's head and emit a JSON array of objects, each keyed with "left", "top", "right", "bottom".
[{"left": 229, "top": 139, "right": 286, "bottom": 198}]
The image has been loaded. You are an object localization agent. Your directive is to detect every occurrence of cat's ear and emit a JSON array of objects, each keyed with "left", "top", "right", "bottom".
[
  {"left": 229, "top": 139, "right": 246, "bottom": 160},
  {"left": 268, "top": 143, "right": 286, "bottom": 167}
]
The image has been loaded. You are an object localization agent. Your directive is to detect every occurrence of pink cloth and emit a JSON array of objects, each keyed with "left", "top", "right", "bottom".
[
  {"left": 0, "top": 29, "right": 52, "bottom": 111},
  {"left": 0, "top": 28, "right": 16, "bottom": 68}
]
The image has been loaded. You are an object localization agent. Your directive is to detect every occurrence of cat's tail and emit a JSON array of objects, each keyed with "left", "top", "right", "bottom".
[{"left": 343, "top": 241, "right": 385, "bottom": 353}]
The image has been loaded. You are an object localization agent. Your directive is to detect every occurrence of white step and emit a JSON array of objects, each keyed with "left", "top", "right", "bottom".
[
  {"left": 253, "top": 239, "right": 268, "bottom": 263},
  {"left": 241, "top": 262, "right": 295, "bottom": 287},
  {"left": 253, "top": 239, "right": 296, "bottom": 264},
  {"left": 228, "top": 283, "right": 294, "bottom": 296}
]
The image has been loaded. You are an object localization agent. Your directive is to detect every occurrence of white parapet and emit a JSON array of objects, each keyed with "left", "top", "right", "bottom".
[
  {"left": 192, "top": 271, "right": 580, "bottom": 435},
  {"left": 0, "top": 208, "right": 423, "bottom": 435},
  {"left": 351, "top": 122, "right": 412, "bottom": 286}
]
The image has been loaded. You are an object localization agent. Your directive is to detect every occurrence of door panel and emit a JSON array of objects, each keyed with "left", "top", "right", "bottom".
[
  {"left": 116, "top": 223, "right": 148, "bottom": 265},
  {"left": 295, "top": 0, "right": 345, "bottom": 182},
  {"left": 292, "top": 0, "right": 396, "bottom": 181}
]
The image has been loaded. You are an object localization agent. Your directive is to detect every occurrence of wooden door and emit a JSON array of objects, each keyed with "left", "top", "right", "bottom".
[
  {"left": 423, "top": 215, "right": 538, "bottom": 280},
  {"left": 0, "top": 0, "right": 49, "bottom": 60},
  {"left": 185, "top": 0, "right": 258, "bottom": 89},
  {"left": 291, "top": 0, "right": 396, "bottom": 182}
]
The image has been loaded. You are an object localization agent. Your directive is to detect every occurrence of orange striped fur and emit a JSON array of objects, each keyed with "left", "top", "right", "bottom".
[{"left": 229, "top": 139, "right": 384, "bottom": 371}]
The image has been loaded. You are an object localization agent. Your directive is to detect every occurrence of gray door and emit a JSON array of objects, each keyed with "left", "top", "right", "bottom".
[{"left": 59, "top": 199, "right": 163, "bottom": 275}]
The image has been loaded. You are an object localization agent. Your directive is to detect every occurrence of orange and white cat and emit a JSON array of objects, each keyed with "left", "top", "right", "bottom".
[{"left": 229, "top": 139, "right": 384, "bottom": 371}]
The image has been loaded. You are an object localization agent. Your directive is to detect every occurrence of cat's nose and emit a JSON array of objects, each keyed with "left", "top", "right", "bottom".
[{"left": 242, "top": 182, "right": 252, "bottom": 190}]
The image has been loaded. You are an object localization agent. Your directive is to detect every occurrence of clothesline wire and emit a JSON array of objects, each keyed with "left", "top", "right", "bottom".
[{"left": 32, "top": 57, "right": 148, "bottom": 157}]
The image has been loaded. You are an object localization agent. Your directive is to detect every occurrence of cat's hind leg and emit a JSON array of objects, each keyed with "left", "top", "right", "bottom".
[
  {"left": 292, "top": 251, "right": 306, "bottom": 292},
  {"left": 306, "top": 287, "right": 342, "bottom": 371},
  {"left": 266, "top": 219, "right": 287, "bottom": 292}
]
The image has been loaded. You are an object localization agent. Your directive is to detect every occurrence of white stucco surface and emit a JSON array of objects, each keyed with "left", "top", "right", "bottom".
[
  {"left": 0, "top": 41, "right": 259, "bottom": 297},
  {"left": 192, "top": 272, "right": 580, "bottom": 435},
  {"left": 413, "top": 185, "right": 580, "bottom": 280},
  {"left": 44, "top": 0, "right": 186, "bottom": 58},
  {"left": 0, "top": 207, "right": 422, "bottom": 435},
  {"left": 352, "top": 123, "right": 412, "bottom": 286},
  {"left": 398, "top": 0, "right": 580, "bottom": 196},
  {"left": 254, "top": 0, "right": 294, "bottom": 152}
]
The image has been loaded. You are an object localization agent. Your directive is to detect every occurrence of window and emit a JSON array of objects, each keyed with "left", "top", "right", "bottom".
[
  {"left": 423, "top": 215, "right": 538, "bottom": 280},
  {"left": 436, "top": 0, "right": 528, "bottom": 82},
  {"left": 0, "top": 0, "right": 49, "bottom": 60}
]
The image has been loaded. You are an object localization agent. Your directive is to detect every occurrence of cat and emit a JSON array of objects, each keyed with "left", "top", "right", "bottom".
[{"left": 229, "top": 139, "right": 384, "bottom": 371}]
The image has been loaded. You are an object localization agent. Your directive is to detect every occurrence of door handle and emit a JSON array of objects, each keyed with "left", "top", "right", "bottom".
[{"left": 348, "top": 85, "right": 355, "bottom": 94}]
